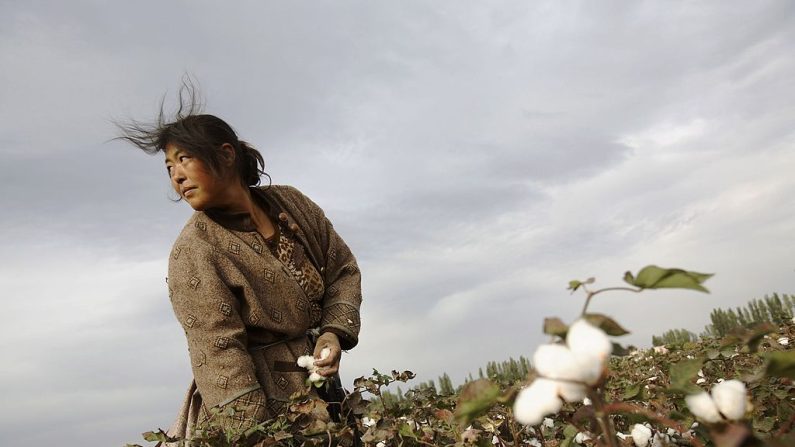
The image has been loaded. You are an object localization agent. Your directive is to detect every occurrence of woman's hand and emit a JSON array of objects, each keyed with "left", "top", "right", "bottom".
[{"left": 313, "top": 331, "right": 342, "bottom": 377}]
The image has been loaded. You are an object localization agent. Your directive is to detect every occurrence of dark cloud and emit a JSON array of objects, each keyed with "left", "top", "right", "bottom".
[{"left": 1, "top": 2, "right": 794, "bottom": 446}]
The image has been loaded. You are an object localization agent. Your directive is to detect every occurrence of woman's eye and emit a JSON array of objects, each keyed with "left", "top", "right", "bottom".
[{"left": 179, "top": 155, "right": 190, "bottom": 162}]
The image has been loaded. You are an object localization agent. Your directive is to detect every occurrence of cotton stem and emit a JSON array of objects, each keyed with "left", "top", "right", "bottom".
[
  {"left": 580, "top": 286, "right": 642, "bottom": 316},
  {"left": 587, "top": 387, "right": 617, "bottom": 447},
  {"left": 534, "top": 425, "right": 547, "bottom": 447}
]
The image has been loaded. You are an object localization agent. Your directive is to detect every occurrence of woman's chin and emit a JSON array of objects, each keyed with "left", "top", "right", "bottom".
[{"left": 184, "top": 197, "right": 208, "bottom": 211}]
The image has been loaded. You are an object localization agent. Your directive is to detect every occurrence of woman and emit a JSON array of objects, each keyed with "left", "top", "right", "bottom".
[{"left": 116, "top": 86, "right": 362, "bottom": 442}]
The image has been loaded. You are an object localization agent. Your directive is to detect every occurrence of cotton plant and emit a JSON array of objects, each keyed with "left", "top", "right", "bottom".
[
  {"left": 513, "top": 319, "right": 613, "bottom": 425},
  {"left": 297, "top": 347, "right": 331, "bottom": 386},
  {"left": 508, "top": 265, "right": 715, "bottom": 447}
]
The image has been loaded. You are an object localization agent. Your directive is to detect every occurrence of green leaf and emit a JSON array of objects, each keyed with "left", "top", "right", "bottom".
[
  {"left": 567, "top": 277, "right": 594, "bottom": 293},
  {"left": 142, "top": 431, "right": 168, "bottom": 442},
  {"left": 623, "top": 383, "right": 642, "bottom": 400},
  {"left": 455, "top": 379, "right": 500, "bottom": 426},
  {"left": 568, "top": 280, "right": 582, "bottom": 292},
  {"left": 764, "top": 351, "right": 795, "bottom": 379},
  {"left": 667, "top": 357, "right": 704, "bottom": 394},
  {"left": 623, "top": 265, "right": 713, "bottom": 293},
  {"left": 398, "top": 422, "right": 417, "bottom": 439},
  {"left": 543, "top": 317, "right": 568, "bottom": 337},
  {"left": 754, "top": 416, "right": 776, "bottom": 433},
  {"left": 721, "top": 323, "right": 775, "bottom": 354},
  {"left": 583, "top": 313, "right": 630, "bottom": 336},
  {"left": 560, "top": 424, "right": 579, "bottom": 447}
]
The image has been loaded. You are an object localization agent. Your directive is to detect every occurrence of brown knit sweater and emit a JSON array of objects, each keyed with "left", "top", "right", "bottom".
[{"left": 166, "top": 184, "right": 362, "bottom": 430}]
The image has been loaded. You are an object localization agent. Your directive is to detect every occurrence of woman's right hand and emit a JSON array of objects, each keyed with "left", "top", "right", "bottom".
[{"left": 313, "top": 331, "right": 342, "bottom": 377}]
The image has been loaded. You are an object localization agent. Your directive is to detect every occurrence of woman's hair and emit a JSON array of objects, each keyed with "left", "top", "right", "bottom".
[{"left": 114, "top": 76, "right": 269, "bottom": 189}]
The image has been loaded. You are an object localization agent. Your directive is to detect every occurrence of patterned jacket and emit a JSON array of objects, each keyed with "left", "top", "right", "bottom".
[{"left": 166, "top": 184, "right": 362, "bottom": 429}]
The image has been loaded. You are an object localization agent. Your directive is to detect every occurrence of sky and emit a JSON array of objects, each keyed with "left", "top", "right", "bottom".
[{"left": 1, "top": 1, "right": 793, "bottom": 446}]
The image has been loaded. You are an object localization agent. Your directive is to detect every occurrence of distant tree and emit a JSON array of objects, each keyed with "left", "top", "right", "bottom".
[
  {"left": 652, "top": 328, "right": 697, "bottom": 346},
  {"left": 701, "top": 293, "right": 795, "bottom": 337}
]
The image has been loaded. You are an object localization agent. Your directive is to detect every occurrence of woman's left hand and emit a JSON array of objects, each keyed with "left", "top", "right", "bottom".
[{"left": 313, "top": 331, "right": 342, "bottom": 377}]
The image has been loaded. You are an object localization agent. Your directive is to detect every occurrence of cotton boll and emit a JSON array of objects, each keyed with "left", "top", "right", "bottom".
[
  {"left": 711, "top": 379, "right": 747, "bottom": 420},
  {"left": 533, "top": 344, "right": 583, "bottom": 381},
  {"left": 573, "top": 354, "right": 604, "bottom": 385},
  {"left": 297, "top": 355, "right": 315, "bottom": 369},
  {"left": 696, "top": 378, "right": 707, "bottom": 385},
  {"left": 778, "top": 337, "right": 789, "bottom": 346},
  {"left": 309, "top": 372, "right": 325, "bottom": 383},
  {"left": 555, "top": 380, "right": 587, "bottom": 403},
  {"left": 574, "top": 432, "right": 591, "bottom": 444},
  {"left": 616, "top": 432, "right": 629, "bottom": 440},
  {"left": 321, "top": 347, "right": 331, "bottom": 360},
  {"left": 567, "top": 320, "right": 612, "bottom": 361},
  {"left": 362, "top": 416, "right": 376, "bottom": 427},
  {"left": 513, "top": 378, "right": 563, "bottom": 425},
  {"left": 631, "top": 424, "right": 652, "bottom": 447},
  {"left": 542, "top": 417, "right": 554, "bottom": 429},
  {"left": 685, "top": 391, "right": 722, "bottom": 423}
]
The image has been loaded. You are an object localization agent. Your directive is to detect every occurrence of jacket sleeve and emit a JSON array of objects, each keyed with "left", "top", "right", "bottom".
[
  {"left": 167, "top": 239, "right": 269, "bottom": 430},
  {"left": 287, "top": 186, "right": 362, "bottom": 350}
]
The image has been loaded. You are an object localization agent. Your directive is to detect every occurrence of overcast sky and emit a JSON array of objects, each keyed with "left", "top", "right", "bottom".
[{"left": 1, "top": 1, "right": 794, "bottom": 446}]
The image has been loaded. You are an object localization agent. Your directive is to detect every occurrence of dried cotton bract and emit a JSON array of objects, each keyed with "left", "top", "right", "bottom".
[{"left": 514, "top": 319, "right": 612, "bottom": 425}]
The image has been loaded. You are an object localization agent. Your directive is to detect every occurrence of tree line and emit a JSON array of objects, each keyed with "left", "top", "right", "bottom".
[{"left": 652, "top": 292, "right": 795, "bottom": 346}]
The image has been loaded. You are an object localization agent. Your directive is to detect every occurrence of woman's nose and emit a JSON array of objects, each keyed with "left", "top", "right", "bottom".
[{"left": 170, "top": 165, "right": 186, "bottom": 183}]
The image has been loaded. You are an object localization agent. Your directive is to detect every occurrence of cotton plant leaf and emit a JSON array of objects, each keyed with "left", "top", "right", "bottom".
[
  {"left": 624, "top": 265, "right": 713, "bottom": 293},
  {"left": 567, "top": 277, "right": 594, "bottom": 293},
  {"left": 543, "top": 317, "right": 569, "bottom": 337},
  {"left": 667, "top": 357, "right": 704, "bottom": 394},
  {"left": 454, "top": 379, "right": 500, "bottom": 426},
  {"left": 560, "top": 424, "right": 579, "bottom": 447},
  {"left": 583, "top": 313, "right": 630, "bottom": 336},
  {"left": 764, "top": 351, "right": 795, "bottom": 379},
  {"left": 568, "top": 280, "right": 583, "bottom": 293}
]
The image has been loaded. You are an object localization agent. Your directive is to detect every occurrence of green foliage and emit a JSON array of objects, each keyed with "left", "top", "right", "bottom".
[
  {"left": 623, "top": 265, "right": 713, "bottom": 292},
  {"left": 666, "top": 357, "right": 704, "bottom": 394},
  {"left": 652, "top": 328, "right": 697, "bottom": 346},
  {"left": 583, "top": 313, "right": 630, "bottom": 336},
  {"left": 454, "top": 379, "right": 500, "bottom": 426},
  {"left": 130, "top": 266, "right": 795, "bottom": 447},
  {"left": 702, "top": 293, "right": 795, "bottom": 337},
  {"left": 764, "top": 351, "right": 795, "bottom": 379}
]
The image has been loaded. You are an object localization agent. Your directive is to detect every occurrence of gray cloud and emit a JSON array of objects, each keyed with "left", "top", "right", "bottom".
[{"left": 1, "top": 1, "right": 794, "bottom": 446}]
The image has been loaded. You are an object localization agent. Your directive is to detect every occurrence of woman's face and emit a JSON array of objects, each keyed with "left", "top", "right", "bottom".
[{"left": 164, "top": 143, "right": 230, "bottom": 211}]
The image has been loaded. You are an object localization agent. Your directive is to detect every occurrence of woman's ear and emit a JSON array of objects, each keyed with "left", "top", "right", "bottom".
[{"left": 219, "top": 143, "right": 236, "bottom": 167}]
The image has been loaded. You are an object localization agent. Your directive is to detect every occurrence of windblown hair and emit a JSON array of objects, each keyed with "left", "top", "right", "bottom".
[{"left": 114, "top": 76, "right": 269, "bottom": 190}]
